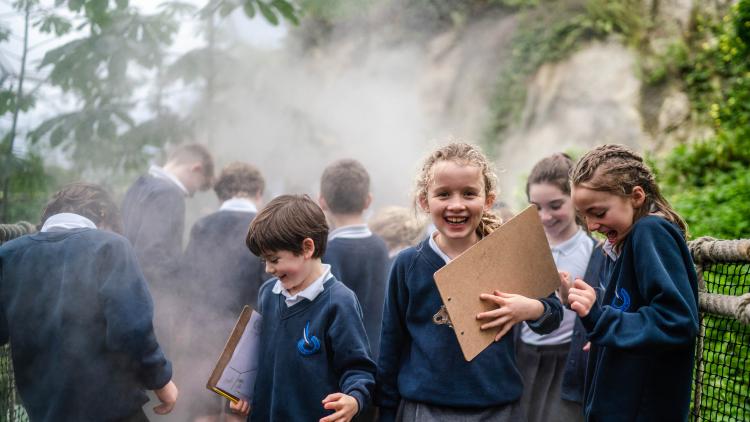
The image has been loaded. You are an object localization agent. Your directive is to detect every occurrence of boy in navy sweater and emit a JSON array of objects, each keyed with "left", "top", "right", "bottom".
[
  {"left": 0, "top": 183, "right": 177, "bottom": 422},
  {"left": 319, "top": 159, "right": 390, "bottom": 360},
  {"left": 182, "top": 162, "right": 268, "bottom": 420},
  {"left": 121, "top": 143, "right": 213, "bottom": 354},
  {"left": 231, "top": 194, "right": 376, "bottom": 422}
]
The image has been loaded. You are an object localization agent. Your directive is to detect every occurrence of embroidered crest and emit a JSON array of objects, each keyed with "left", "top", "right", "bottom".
[
  {"left": 611, "top": 287, "right": 631, "bottom": 311},
  {"left": 432, "top": 305, "right": 453, "bottom": 328},
  {"left": 297, "top": 321, "right": 321, "bottom": 356}
]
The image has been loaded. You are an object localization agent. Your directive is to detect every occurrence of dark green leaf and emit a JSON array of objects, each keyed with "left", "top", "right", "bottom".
[
  {"left": 49, "top": 125, "right": 67, "bottom": 147},
  {"left": 115, "top": 0, "right": 129, "bottom": 9},
  {"left": 243, "top": 0, "right": 256, "bottom": 18},
  {"left": 256, "top": 1, "right": 279, "bottom": 25},
  {"left": 271, "top": 0, "right": 297, "bottom": 25}
]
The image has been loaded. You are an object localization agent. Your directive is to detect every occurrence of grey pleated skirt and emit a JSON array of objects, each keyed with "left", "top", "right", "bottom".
[
  {"left": 516, "top": 341, "right": 584, "bottom": 422},
  {"left": 395, "top": 399, "right": 525, "bottom": 422}
]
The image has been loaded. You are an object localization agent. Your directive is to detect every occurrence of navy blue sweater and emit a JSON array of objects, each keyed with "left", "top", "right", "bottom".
[
  {"left": 581, "top": 216, "right": 699, "bottom": 421},
  {"left": 323, "top": 234, "right": 389, "bottom": 359},
  {"left": 183, "top": 210, "right": 266, "bottom": 314},
  {"left": 122, "top": 175, "right": 185, "bottom": 290},
  {"left": 251, "top": 276, "right": 376, "bottom": 421},
  {"left": 376, "top": 237, "right": 563, "bottom": 421},
  {"left": 0, "top": 229, "right": 172, "bottom": 421}
]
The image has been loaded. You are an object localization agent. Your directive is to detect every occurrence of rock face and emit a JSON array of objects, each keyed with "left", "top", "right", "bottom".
[{"left": 496, "top": 41, "right": 645, "bottom": 202}]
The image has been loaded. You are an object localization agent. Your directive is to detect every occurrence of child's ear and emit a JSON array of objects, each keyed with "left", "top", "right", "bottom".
[
  {"left": 417, "top": 194, "right": 429, "bottom": 213},
  {"left": 302, "top": 238, "right": 316, "bottom": 258},
  {"left": 631, "top": 186, "right": 646, "bottom": 208},
  {"left": 364, "top": 193, "right": 373, "bottom": 210},
  {"left": 484, "top": 192, "right": 496, "bottom": 212},
  {"left": 318, "top": 196, "right": 329, "bottom": 212}
]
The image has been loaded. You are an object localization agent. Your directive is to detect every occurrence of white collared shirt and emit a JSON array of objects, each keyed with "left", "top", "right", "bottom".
[
  {"left": 428, "top": 231, "right": 453, "bottom": 264},
  {"left": 149, "top": 165, "right": 188, "bottom": 196},
  {"left": 328, "top": 224, "right": 372, "bottom": 241},
  {"left": 41, "top": 213, "right": 97, "bottom": 233},
  {"left": 602, "top": 241, "right": 619, "bottom": 261},
  {"left": 272, "top": 264, "right": 333, "bottom": 307},
  {"left": 219, "top": 197, "right": 258, "bottom": 213}
]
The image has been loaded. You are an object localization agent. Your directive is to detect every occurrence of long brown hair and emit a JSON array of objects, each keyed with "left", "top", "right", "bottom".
[
  {"left": 415, "top": 142, "right": 502, "bottom": 237},
  {"left": 570, "top": 144, "right": 687, "bottom": 249}
]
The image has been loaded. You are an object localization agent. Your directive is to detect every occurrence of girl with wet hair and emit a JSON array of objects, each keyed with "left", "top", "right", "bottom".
[
  {"left": 377, "top": 142, "right": 563, "bottom": 422},
  {"left": 562, "top": 144, "right": 698, "bottom": 421}
]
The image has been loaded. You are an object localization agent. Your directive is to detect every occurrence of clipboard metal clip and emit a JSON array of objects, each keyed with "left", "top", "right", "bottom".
[{"left": 432, "top": 305, "right": 453, "bottom": 328}]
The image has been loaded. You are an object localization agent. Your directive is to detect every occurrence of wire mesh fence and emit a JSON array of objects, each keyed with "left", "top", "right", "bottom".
[{"left": 689, "top": 239, "right": 750, "bottom": 422}]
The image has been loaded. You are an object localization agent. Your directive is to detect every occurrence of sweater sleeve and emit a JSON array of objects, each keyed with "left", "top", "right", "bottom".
[
  {"left": 581, "top": 220, "right": 699, "bottom": 349},
  {"left": 98, "top": 236, "right": 173, "bottom": 390},
  {"left": 329, "top": 290, "right": 377, "bottom": 416},
  {"left": 526, "top": 292, "right": 564, "bottom": 334},
  {"left": 375, "top": 256, "right": 411, "bottom": 422}
]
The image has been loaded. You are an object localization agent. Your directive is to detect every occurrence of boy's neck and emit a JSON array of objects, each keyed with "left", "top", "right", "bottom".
[
  {"left": 328, "top": 212, "right": 365, "bottom": 230},
  {"left": 288, "top": 259, "right": 325, "bottom": 296}
]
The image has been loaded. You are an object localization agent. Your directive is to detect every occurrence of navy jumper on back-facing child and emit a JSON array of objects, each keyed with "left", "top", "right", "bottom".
[
  {"left": 230, "top": 194, "right": 376, "bottom": 422},
  {"left": 376, "top": 142, "right": 563, "bottom": 422},
  {"left": 0, "top": 183, "right": 178, "bottom": 422},
  {"left": 563, "top": 144, "right": 699, "bottom": 421},
  {"left": 319, "top": 159, "right": 390, "bottom": 361}
]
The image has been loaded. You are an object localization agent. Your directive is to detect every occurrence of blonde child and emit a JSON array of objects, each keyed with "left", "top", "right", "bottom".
[
  {"left": 376, "top": 142, "right": 563, "bottom": 421},
  {"left": 517, "top": 153, "right": 607, "bottom": 422},
  {"left": 563, "top": 144, "right": 699, "bottom": 421}
]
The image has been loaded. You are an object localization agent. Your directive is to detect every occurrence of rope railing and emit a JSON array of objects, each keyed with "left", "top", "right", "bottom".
[{"left": 687, "top": 237, "right": 750, "bottom": 422}]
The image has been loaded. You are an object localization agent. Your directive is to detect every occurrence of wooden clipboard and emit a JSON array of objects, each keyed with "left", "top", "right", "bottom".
[
  {"left": 433, "top": 205, "right": 559, "bottom": 361},
  {"left": 206, "top": 305, "right": 262, "bottom": 403}
]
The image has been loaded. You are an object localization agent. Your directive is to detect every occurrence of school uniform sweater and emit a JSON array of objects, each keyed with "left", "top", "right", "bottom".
[
  {"left": 581, "top": 216, "right": 699, "bottom": 421},
  {"left": 251, "top": 276, "right": 376, "bottom": 421},
  {"left": 376, "top": 237, "right": 563, "bottom": 422},
  {"left": 121, "top": 174, "right": 185, "bottom": 290},
  {"left": 0, "top": 229, "right": 172, "bottom": 422},
  {"left": 323, "top": 229, "right": 390, "bottom": 359},
  {"left": 183, "top": 210, "right": 266, "bottom": 314}
]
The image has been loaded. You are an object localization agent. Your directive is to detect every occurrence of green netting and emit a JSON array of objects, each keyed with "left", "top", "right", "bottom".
[
  {"left": 691, "top": 263, "right": 750, "bottom": 421},
  {"left": 1, "top": 345, "right": 28, "bottom": 421}
]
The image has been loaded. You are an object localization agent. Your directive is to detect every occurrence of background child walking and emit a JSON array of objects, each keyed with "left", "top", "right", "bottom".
[
  {"left": 377, "top": 142, "right": 563, "bottom": 422},
  {"left": 564, "top": 144, "right": 699, "bottom": 421},
  {"left": 517, "top": 153, "right": 606, "bottom": 422}
]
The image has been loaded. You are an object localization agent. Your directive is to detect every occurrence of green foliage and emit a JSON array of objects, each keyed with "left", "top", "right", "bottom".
[
  {"left": 201, "top": 0, "right": 300, "bottom": 25},
  {"left": 658, "top": 1, "right": 750, "bottom": 240},
  {"left": 483, "top": 0, "right": 646, "bottom": 152}
]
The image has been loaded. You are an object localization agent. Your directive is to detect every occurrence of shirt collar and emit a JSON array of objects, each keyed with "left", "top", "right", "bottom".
[
  {"left": 41, "top": 213, "right": 97, "bottom": 233},
  {"left": 149, "top": 165, "right": 189, "bottom": 196},
  {"left": 272, "top": 264, "right": 333, "bottom": 307},
  {"left": 428, "top": 231, "right": 452, "bottom": 264},
  {"left": 219, "top": 197, "right": 258, "bottom": 213},
  {"left": 602, "top": 241, "right": 619, "bottom": 261},
  {"left": 551, "top": 228, "right": 587, "bottom": 256},
  {"left": 328, "top": 224, "right": 372, "bottom": 241}
]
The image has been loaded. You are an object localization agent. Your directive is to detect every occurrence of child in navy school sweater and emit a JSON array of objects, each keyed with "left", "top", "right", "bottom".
[
  {"left": 563, "top": 144, "right": 699, "bottom": 421},
  {"left": 0, "top": 183, "right": 177, "bottom": 422},
  {"left": 319, "top": 158, "right": 390, "bottom": 360},
  {"left": 231, "top": 194, "right": 376, "bottom": 422},
  {"left": 377, "top": 142, "right": 563, "bottom": 422}
]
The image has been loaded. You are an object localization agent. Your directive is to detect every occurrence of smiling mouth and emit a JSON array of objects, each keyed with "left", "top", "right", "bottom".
[
  {"left": 445, "top": 216, "right": 469, "bottom": 225},
  {"left": 605, "top": 230, "right": 618, "bottom": 243}
]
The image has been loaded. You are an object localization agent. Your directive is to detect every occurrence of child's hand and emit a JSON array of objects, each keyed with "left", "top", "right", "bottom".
[
  {"left": 229, "top": 399, "right": 251, "bottom": 417},
  {"left": 477, "top": 291, "right": 545, "bottom": 341},
  {"left": 568, "top": 279, "right": 596, "bottom": 317},
  {"left": 557, "top": 271, "right": 572, "bottom": 306},
  {"left": 320, "top": 392, "right": 359, "bottom": 422},
  {"left": 153, "top": 380, "right": 178, "bottom": 415}
]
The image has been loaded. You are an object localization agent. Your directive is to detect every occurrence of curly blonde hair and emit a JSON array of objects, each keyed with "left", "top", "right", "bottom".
[
  {"left": 415, "top": 142, "right": 502, "bottom": 237},
  {"left": 369, "top": 206, "right": 428, "bottom": 252}
]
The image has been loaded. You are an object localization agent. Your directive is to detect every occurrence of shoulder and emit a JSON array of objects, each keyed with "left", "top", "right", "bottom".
[
  {"left": 328, "top": 278, "right": 359, "bottom": 303},
  {"left": 629, "top": 216, "right": 685, "bottom": 246},
  {"left": 259, "top": 278, "right": 278, "bottom": 298}
]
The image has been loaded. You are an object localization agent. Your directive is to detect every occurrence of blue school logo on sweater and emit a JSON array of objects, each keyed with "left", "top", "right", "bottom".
[
  {"left": 297, "top": 321, "right": 321, "bottom": 356},
  {"left": 611, "top": 287, "right": 631, "bottom": 311}
]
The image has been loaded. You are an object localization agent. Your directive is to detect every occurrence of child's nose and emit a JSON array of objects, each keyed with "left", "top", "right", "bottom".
[{"left": 265, "top": 263, "right": 275, "bottom": 274}]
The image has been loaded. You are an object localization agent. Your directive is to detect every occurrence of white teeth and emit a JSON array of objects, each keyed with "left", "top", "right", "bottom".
[{"left": 446, "top": 217, "right": 467, "bottom": 224}]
